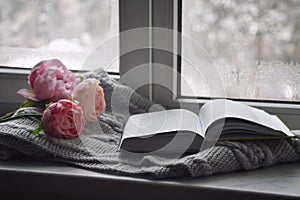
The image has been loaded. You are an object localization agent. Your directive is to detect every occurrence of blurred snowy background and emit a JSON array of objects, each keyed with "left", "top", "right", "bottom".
[
  {"left": 0, "top": 0, "right": 119, "bottom": 71},
  {"left": 0, "top": 0, "right": 300, "bottom": 101},
  {"left": 182, "top": 0, "right": 300, "bottom": 101}
]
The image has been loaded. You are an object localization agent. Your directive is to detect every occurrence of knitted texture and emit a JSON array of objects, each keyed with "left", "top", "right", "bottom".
[{"left": 0, "top": 69, "right": 300, "bottom": 178}]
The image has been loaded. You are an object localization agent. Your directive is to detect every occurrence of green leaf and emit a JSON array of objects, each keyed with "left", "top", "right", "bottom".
[
  {"left": 0, "top": 107, "right": 43, "bottom": 123},
  {"left": 30, "top": 123, "right": 43, "bottom": 135},
  {"left": 21, "top": 99, "right": 37, "bottom": 108},
  {"left": 77, "top": 75, "right": 84, "bottom": 83},
  {"left": 0, "top": 111, "right": 15, "bottom": 122},
  {"left": 45, "top": 102, "right": 53, "bottom": 108},
  {"left": 0, "top": 98, "right": 43, "bottom": 123}
]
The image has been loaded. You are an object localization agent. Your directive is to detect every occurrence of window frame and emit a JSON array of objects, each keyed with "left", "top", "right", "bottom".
[
  {"left": 0, "top": 0, "right": 300, "bottom": 129},
  {"left": 119, "top": 0, "right": 300, "bottom": 129}
]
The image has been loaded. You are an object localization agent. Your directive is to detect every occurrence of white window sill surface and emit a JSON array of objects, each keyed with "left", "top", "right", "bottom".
[{"left": 0, "top": 159, "right": 299, "bottom": 200}]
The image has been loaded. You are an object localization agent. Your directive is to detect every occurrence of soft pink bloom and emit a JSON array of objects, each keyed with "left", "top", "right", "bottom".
[
  {"left": 42, "top": 99, "right": 85, "bottom": 139},
  {"left": 74, "top": 78, "right": 106, "bottom": 122},
  {"left": 18, "top": 59, "right": 76, "bottom": 101}
]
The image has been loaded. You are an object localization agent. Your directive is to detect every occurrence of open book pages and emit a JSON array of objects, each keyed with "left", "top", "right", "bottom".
[
  {"left": 119, "top": 99, "right": 295, "bottom": 153},
  {"left": 119, "top": 109, "right": 203, "bottom": 153},
  {"left": 199, "top": 99, "right": 294, "bottom": 137},
  {"left": 120, "top": 109, "right": 203, "bottom": 141}
]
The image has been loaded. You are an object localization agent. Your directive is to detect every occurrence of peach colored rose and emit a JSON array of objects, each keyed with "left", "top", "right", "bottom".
[{"left": 74, "top": 78, "right": 106, "bottom": 122}]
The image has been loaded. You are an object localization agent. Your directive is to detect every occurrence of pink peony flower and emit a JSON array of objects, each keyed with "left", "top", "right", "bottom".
[
  {"left": 18, "top": 59, "right": 76, "bottom": 101},
  {"left": 42, "top": 99, "right": 85, "bottom": 139},
  {"left": 74, "top": 78, "right": 106, "bottom": 122}
]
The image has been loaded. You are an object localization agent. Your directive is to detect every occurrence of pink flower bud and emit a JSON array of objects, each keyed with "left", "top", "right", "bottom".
[
  {"left": 74, "top": 78, "right": 106, "bottom": 122},
  {"left": 28, "top": 59, "right": 76, "bottom": 101},
  {"left": 42, "top": 99, "right": 85, "bottom": 139}
]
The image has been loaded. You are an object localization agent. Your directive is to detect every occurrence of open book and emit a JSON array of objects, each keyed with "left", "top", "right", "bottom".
[{"left": 119, "top": 99, "right": 295, "bottom": 154}]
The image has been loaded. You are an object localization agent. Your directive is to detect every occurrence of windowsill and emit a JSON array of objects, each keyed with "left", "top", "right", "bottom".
[
  {"left": 0, "top": 158, "right": 300, "bottom": 200},
  {"left": 0, "top": 63, "right": 300, "bottom": 199}
]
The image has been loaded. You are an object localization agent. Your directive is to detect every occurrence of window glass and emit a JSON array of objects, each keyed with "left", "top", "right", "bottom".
[
  {"left": 0, "top": 0, "right": 119, "bottom": 72},
  {"left": 181, "top": 0, "right": 300, "bottom": 102}
]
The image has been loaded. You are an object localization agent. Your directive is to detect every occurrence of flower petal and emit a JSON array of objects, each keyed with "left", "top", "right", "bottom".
[{"left": 17, "top": 88, "right": 39, "bottom": 101}]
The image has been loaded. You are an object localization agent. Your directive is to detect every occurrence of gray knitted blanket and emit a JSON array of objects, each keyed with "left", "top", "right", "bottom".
[{"left": 0, "top": 69, "right": 300, "bottom": 178}]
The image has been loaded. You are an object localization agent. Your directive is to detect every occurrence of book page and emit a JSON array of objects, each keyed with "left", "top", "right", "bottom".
[
  {"left": 199, "top": 99, "right": 293, "bottom": 136},
  {"left": 121, "top": 109, "right": 204, "bottom": 141}
]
